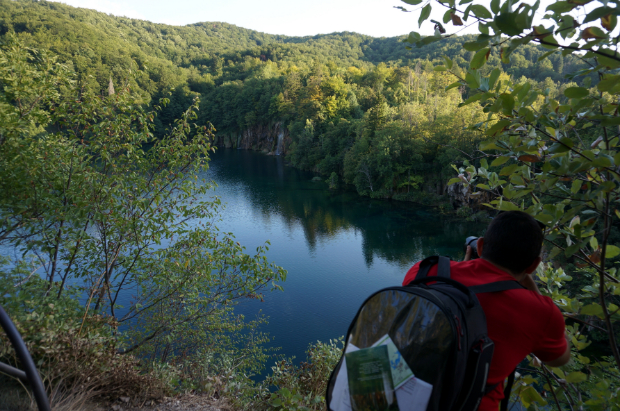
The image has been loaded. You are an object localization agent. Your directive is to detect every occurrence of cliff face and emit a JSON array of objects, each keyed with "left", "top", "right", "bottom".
[
  {"left": 213, "top": 122, "right": 290, "bottom": 156},
  {"left": 446, "top": 182, "right": 493, "bottom": 210}
]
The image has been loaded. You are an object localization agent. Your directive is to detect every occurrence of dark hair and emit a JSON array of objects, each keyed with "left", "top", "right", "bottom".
[{"left": 481, "top": 211, "right": 543, "bottom": 274}]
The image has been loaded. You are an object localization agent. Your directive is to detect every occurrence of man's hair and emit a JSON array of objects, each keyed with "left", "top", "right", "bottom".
[{"left": 481, "top": 211, "right": 543, "bottom": 274}]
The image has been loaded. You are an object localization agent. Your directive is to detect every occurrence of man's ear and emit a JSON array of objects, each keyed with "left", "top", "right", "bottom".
[
  {"left": 524, "top": 256, "right": 542, "bottom": 274},
  {"left": 476, "top": 237, "right": 484, "bottom": 256}
]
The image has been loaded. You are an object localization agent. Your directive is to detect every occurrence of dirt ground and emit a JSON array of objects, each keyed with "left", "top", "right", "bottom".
[
  {"left": 105, "top": 394, "right": 233, "bottom": 411},
  {"left": 0, "top": 389, "right": 234, "bottom": 411}
]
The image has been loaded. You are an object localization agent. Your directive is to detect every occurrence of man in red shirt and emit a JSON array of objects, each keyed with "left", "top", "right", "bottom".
[{"left": 402, "top": 211, "right": 570, "bottom": 411}]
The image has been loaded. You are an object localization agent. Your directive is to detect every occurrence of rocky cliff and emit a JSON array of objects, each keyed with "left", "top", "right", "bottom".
[
  {"left": 213, "top": 122, "right": 290, "bottom": 156},
  {"left": 446, "top": 181, "right": 493, "bottom": 211}
]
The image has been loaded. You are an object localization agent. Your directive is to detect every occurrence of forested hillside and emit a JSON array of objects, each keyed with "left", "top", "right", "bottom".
[{"left": 0, "top": 0, "right": 592, "bottom": 203}]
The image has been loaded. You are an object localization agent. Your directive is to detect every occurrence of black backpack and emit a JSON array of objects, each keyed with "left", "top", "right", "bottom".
[{"left": 326, "top": 256, "right": 525, "bottom": 411}]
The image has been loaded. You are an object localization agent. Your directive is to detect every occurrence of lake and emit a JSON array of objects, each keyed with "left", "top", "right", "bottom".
[{"left": 201, "top": 148, "right": 487, "bottom": 362}]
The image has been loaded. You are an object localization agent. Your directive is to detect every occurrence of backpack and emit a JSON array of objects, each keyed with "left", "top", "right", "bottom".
[{"left": 325, "top": 256, "right": 525, "bottom": 411}]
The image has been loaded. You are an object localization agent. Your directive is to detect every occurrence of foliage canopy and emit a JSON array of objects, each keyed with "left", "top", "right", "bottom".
[{"left": 401, "top": 0, "right": 620, "bottom": 408}]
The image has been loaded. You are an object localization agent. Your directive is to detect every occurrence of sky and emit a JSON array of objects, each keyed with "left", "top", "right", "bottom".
[{"left": 49, "top": 0, "right": 528, "bottom": 38}]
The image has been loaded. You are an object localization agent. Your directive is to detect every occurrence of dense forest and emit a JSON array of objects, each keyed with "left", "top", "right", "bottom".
[
  {"left": 0, "top": 0, "right": 592, "bottom": 203},
  {"left": 4, "top": 0, "right": 620, "bottom": 409}
]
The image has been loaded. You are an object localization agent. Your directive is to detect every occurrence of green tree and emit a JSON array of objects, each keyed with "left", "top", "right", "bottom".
[
  {"left": 403, "top": 0, "right": 620, "bottom": 407},
  {"left": 0, "top": 35, "right": 286, "bottom": 399}
]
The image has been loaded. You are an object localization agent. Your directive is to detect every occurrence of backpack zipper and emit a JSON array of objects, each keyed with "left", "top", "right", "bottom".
[{"left": 454, "top": 315, "right": 463, "bottom": 350}]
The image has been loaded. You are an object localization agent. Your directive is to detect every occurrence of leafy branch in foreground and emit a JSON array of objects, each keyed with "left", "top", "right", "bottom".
[{"left": 403, "top": 0, "right": 620, "bottom": 408}]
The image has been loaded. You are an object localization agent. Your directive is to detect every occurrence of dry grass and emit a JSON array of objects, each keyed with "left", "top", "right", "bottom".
[{"left": 1, "top": 315, "right": 172, "bottom": 411}]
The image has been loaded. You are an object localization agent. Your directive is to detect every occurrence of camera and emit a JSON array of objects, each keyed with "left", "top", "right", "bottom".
[{"left": 465, "top": 236, "right": 479, "bottom": 259}]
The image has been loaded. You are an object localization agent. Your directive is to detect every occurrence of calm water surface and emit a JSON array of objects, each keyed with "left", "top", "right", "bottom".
[{"left": 202, "top": 149, "right": 486, "bottom": 361}]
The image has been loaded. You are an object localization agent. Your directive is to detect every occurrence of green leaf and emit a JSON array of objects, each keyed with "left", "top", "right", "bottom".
[
  {"left": 480, "top": 140, "right": 501, "bottom": 150},
  {"left": 499, "top": 164, "right": 520, "bottom": 176},
  {"left": 469, "top": 47, "right": 491, "bottom": 70},
  {"left": 583, "top": 6, "right": 617, "bottom": 24},
  {"left": 548, "top": 143, "right": 571, "bottom": 154},
  {"left": 597, "top": 48, "right": 620, "bottom": 69},
  {"left": 519, "top": 386, "right": 547, "bottom": 408},
  {"left": 605, "top": 245, "right": 620, "bottom": 259},
  {"left": 491, "top": 156, "right": 510, "bottom": 167},
  {"left": 401, "top": 0, "right": 424, "bottom": 4},
  {"left": 601, "top": 117, "right": 620, "bottom": 127},
  {"left": 419, "top": 4, "right": 431, "bottom": 27},
  {"left": 498, "top": 200, "right": 521, "bottom": 211},
  {"left": 565, "top": 243, "right": 580, "bottom": 257},
  {"left": 602, "top": 14, "right": 618, "bottom": 31},
  {"left": 581, "top": 303, "right": 604, "bottom": 317},
  {"left": 416, "top": 36, "right": 442, "bottom": 47},
  {"left": 565, "top": 371, "right": 587, "bottom": 383},
  {"left": 461, "top": 92, "right": 492, "bottom": 105},
  {"left": 559, "top": 136, "right": 574, "bottom": 148},
  {"left": 549, "top": 247, "right": 561, "bottom": 259},
  {"left": 465, "top": 71, "right": 482, "bottom": 88},
  {"left": 486, "top": 119, "right": 511, "bottom": 136},
  {"left": 490, "top": 0, "right": 500, "bottom": 14},
  {"left": 537, "top": 50, "right": 558, "bottom": 62},
  {"left": 582, "top": 26, "right": 607, "bottom": 40},
  {"left": 564, "top": 87, "right": 589, "bottom": 98},
  {"left": 593, "top": 156, "right": 612, "bottom": 168},
  {"left": 546, "top": 1, "right": 577, "bottom": 13},
  {"left": 500, "top": 47, "right": 511, "bottom": 64},
  {"left": 470, "top": 5, "right": 492, "bottom": 19},
  {"left": 597, "top": 75, "right": 620, "bottom": 92},
  {"left": 590, "top": 236, "right": 599, "bottom": 250},
  {"left": 407, "top": 31, "right": 422, "bottom": 43},
  {"left": 516, "top": 82, "right": 531, "bottom": 102},
  {"left": 446, "top": 81, "right": 463, "bottom": 91},
  {"left": 448, "top": 177, "right": 463, "bottom": 185},
  {"left": 488, "top": 68, "right": 501, "bottom": 90},
  {"left": 463, "top": 41, "right": 488, "bottom": 52},
  {"left": 434, "top": 66, "right": 448, "bottom": 71},
  {"left": 498, "top": 93, "right": 515, "bottom": 116},
  {"left": 495, "top": 13, "right": 522, "bottom": 36},
  {"left": 443, "top": 56, "right": 454, "bottom": 69}
]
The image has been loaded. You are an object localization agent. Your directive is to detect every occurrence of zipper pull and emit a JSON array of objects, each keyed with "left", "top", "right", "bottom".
[{"left": 454, "top": 315, "right": 463, "bottom": 350}]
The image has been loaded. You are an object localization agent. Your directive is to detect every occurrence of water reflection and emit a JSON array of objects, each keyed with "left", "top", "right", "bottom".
[{"left": 206, "top": 149, "right": 484, "bottom": 267}]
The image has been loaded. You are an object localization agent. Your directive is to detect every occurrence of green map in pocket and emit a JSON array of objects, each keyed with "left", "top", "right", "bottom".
[{"left": 345, "top": 345, "right": 399, "bottom": 411}]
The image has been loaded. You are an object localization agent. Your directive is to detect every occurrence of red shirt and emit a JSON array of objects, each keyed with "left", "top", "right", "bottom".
[{"left": 403, "top": 258, "right": 567, "bottom": 411}]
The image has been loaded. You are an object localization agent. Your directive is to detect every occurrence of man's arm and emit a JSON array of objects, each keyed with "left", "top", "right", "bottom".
[
  {"left": 520, "top": 271, "right": 570, "bottom": 365},
  {"left": 543, "top": 333, "right": 571, "bottom": 367}
]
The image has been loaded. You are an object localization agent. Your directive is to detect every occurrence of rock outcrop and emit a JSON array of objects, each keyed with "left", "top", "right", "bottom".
[
  {"left": 213, "top": 122, "right": 290, "bottom": 156},
  {"left": 446, "top": 182, "right": 493, "bottom": 211}
]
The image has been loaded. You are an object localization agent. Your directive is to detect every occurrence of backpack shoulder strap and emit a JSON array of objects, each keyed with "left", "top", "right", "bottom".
[
  {"left": 500, "top": 368, "right": 517, "bottom": 411},
  {"left": 469, "top": 280, "right": 526, "bottom": 294},
  {"left": 483, "top": 367, "right": 516, "bottom": 411},
  {"left": 414, "top": 256, "right": 451, "bottom": 280}
]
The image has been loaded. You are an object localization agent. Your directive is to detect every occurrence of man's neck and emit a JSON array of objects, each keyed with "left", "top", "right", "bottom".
[
  {"left": 481, "top": 257, "right": 524, "bottom": 281},
  {"left": 481, "top": 258, "right": 541, "bottom": 294}
]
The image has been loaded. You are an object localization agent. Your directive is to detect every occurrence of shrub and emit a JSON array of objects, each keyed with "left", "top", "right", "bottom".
[
  {"left": 0, "top": 260, "right": 174, "bottom": 407},
  {"left": 266, "top": 338, "right": 344, "bottom": 411}
]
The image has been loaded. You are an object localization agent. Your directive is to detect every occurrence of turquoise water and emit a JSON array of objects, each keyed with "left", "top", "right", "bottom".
[{"left": 202, "top": 149, "right": 487, "bottom": 361}]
